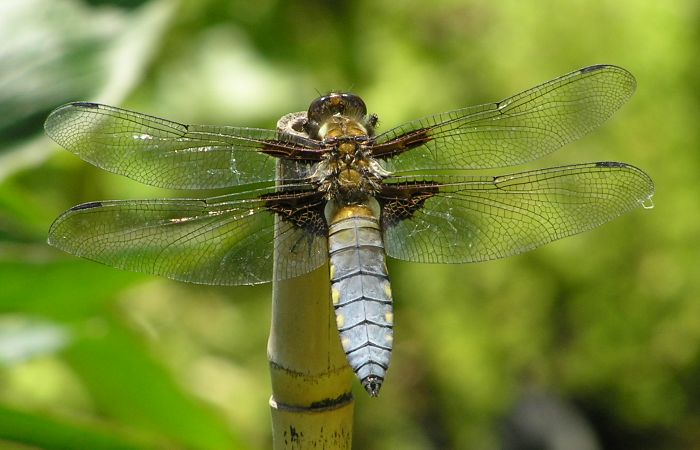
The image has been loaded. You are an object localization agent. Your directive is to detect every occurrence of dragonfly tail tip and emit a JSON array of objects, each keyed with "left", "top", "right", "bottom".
[{"left": 362, "top": 375, "right": 384, "bottom": 397}]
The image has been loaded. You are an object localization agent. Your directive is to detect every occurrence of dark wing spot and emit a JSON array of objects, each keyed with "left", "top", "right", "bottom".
[
  {"left": 69, "top": 201, "right": 103, "bottom": 211},
  {"left": 595, "top": 161, "right": 627, "bottom": 168},
  {"left": 579, "top": 64, "right": 608, "bottom": 73},
  {"left": 70, "top": 102, "right": 100, "bottom": 108}
]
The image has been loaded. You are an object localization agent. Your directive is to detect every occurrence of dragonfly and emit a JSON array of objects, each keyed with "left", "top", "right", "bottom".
[{"left": 45, "top": 64, "right": 654, "bottom": 396}]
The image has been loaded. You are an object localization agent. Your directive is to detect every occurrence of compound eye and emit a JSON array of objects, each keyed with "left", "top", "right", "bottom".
[
  {"left": 307, "top": 93, "right": 368, "bottom": 121},
  {"left": 307, "top": 95, "right": 328, "bottom": 121},
  {"left": 339, "top": 93, "right": 367, "bottom": 117},
  {"left": 304, "top": 92, "right": 370, "bottom": 140}
]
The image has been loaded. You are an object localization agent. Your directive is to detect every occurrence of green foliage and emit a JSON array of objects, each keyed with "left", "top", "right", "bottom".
[{"left": 1, "top": 0, "right": 697, "bottom": 448}]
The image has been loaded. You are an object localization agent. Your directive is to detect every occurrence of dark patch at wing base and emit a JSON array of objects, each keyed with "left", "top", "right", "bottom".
[
  {"left": 262, "top": 190, "right": 328, "bottom": 236},
  {"left": 259, "top": 140, "right": 325, "bottom": 161},
  {"left": 378, "top": 181, "right": 440, "bottom": 227},
  {"left": 369, "top": 128, "right": 433, "bottom": 160}
]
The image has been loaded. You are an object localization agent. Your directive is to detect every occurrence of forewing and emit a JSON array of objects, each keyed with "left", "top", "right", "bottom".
[
  {"left": 44, "top": 102, "right": 321, "bottom": 189},
  {"left": 380, "top": 162, "right": 654, "bottom": 263},
  {"left": 48, "top": 190, "right": 328, "bottom": 285},
  {"left": 372, "top": 65, "right": 636, "bottom": 172}
]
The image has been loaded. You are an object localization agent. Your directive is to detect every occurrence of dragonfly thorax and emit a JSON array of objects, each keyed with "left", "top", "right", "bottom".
[
  {"left": 307, "top": 106, "right": 390, "bottom": 203},
  {"left": 310, "top": 140, "right": 391, "bottom": 203}
]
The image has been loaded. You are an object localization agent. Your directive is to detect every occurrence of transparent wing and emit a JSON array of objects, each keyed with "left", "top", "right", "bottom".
[
  {"left": 372, "top": 65, "right": 636, "bottom": 172},
  {"left": 380, "top": 162, "right": 654, "bottom": 263},
  {"left": 44, "top": 102, "right": 322, "bottom": 189},
  {"left": 47, "top": 189, "right": 328, "bottom": 285}
]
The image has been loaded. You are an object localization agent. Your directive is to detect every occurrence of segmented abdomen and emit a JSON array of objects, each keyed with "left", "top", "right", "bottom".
[{"left": 328, "top": 205, "right": 393, "bottom": 397}]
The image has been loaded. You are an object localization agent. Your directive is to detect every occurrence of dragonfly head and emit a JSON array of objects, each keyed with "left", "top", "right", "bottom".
[{"left": 305, "top": 92, "right": 376, "bottom": 140}]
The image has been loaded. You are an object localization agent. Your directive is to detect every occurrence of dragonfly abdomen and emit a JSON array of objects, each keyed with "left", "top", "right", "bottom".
[{"left": 327, "top": 201, "right": 393, "bottom": 397}]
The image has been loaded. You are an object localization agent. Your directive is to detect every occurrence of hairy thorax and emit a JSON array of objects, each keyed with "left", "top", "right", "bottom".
[{"left": 309, "top": 115, "right": 390, "bottom": 203}]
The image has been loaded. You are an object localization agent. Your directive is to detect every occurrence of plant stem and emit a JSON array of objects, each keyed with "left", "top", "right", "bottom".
[{"left": 268, "top": 114, "right": 355, "bottom": 450}]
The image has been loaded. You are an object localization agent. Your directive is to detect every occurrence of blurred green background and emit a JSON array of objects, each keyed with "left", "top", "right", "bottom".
[{"left": 0, "top": 0, "right": 697, "bottom": 449}]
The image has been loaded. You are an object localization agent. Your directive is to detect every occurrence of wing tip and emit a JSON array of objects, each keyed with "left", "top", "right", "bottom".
[
  {"left": 45, "top": 102, "right": 100, "bottom": 137},
  {"left": 578, "top": 64, "right": 636, "bottom": 89}
]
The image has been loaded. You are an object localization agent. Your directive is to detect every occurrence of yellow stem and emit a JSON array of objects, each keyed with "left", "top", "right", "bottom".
[{"left": 268, "top": 114, "right": 355, "bottom": 450}]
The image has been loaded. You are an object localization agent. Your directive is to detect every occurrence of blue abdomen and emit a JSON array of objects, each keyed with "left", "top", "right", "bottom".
[{"left": 328, "top": 203, "right": 393, "bottom": 396}]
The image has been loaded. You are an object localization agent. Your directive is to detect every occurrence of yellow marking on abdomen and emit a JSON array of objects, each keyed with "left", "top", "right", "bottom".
[
  {"left": 384, "top": 283, "right": 392, "bottom": 299},
  {"left": 331, "top": 288, "right": 340, "bottom": 305}
]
